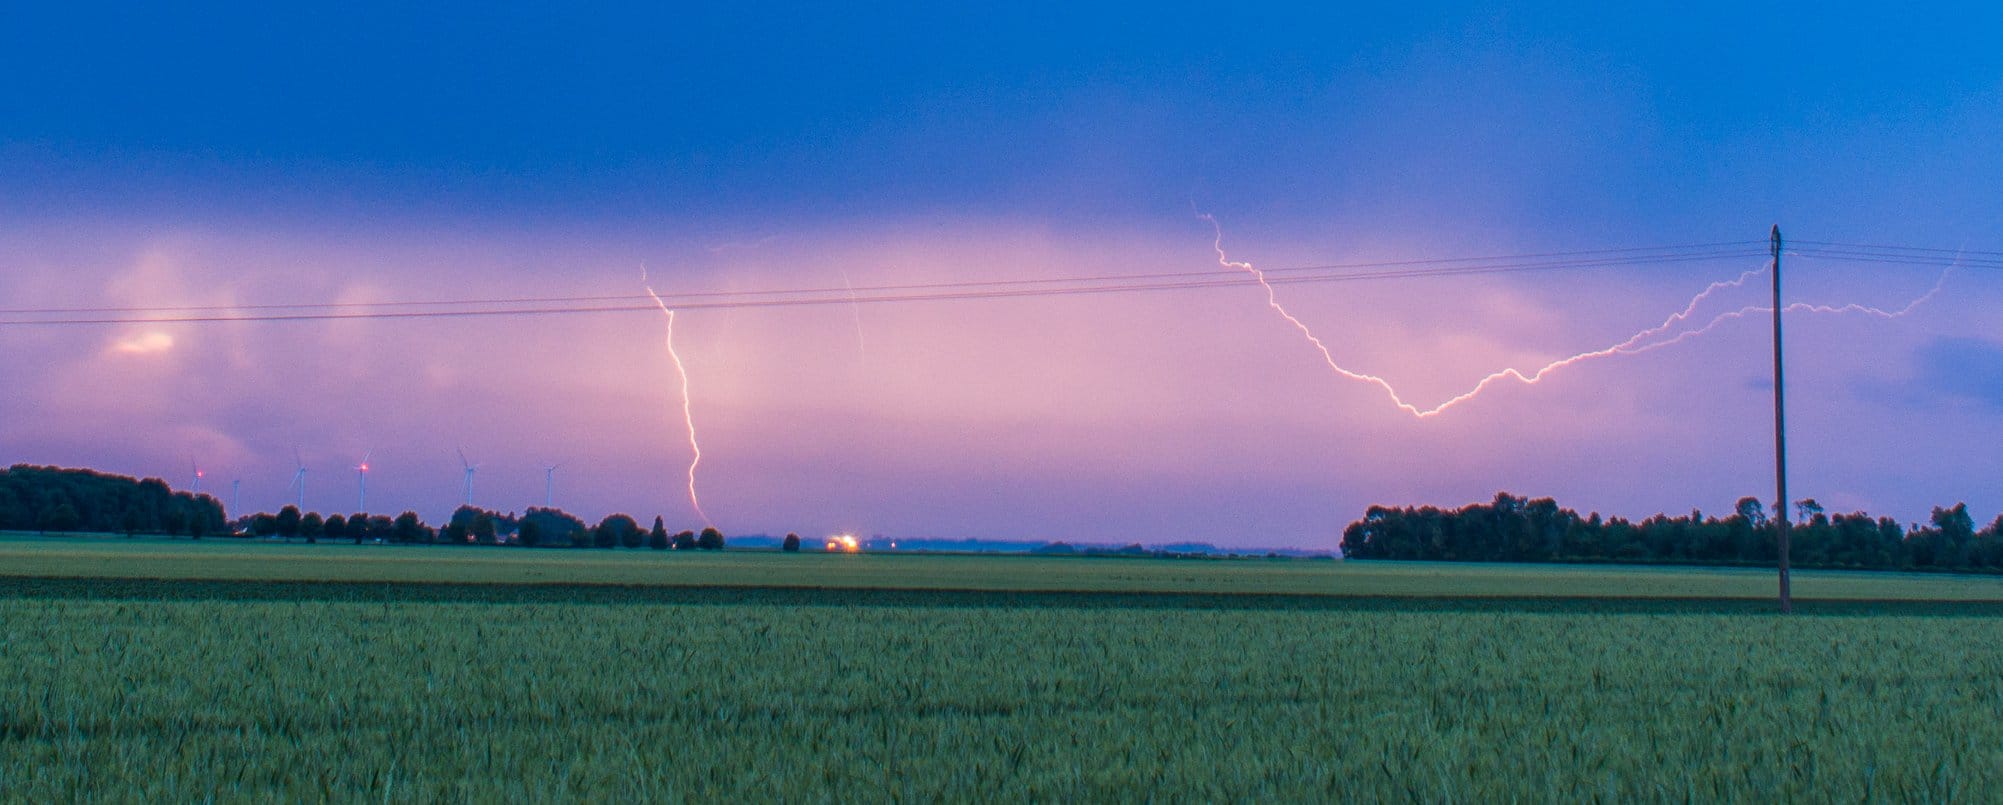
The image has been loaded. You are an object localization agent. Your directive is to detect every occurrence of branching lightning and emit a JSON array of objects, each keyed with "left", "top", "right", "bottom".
[
  {"left": 643, "top": 266, "right": 712, "bottom": 525},
  {"left": 1622, "top": 267, "right": 1951, "bottom": 357},
  {"left": 1203, "top": 214, "right": 1952, "bottom": 419}
]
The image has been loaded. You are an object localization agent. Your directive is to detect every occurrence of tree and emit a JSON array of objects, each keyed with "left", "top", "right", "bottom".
[
  {"left": 276, "top": 505, "right": 302, "bottom": 539},
  {"left": 1734, "top": 497, "right": 1768, "bottom": 528},
  {"left": 472, "top": 511, "right": 498, "bottom": 544},
  {"left": 322, "top": 514, "right": 345, "bottom": 542},
  {"left": 347, "top": 513, "right": 369, "bottom": 543},
  {"left": 300, "top": 512, "right": 325, "bottom": 542},
  {"left": 782, "top": 533, "right": 801, "bottom": 552},
  {"left": 518, "top": 518, "right": 543, "bottom": 547},
  {"left": 697, "top": 527, "right": 725, "bottom": 550},
  {"left": 649, "top": 517, "right": 669, "bottom": 550},
  {"left": 620, "top": 516, "right": 645, "bottom": 549},
  {"left": 595, "top": 514, "right": 638, "bottom": 549},
  {"left": 1933, "top": 503, "right": 1976, "bottom": 568},
  {"left": 522, "top": 507, "right": 588, "bottom": 547},
  {"left": 38, "top": 502, "right": 81, "bottom": 533},
  {"left": 673, "top": 530, "right": 696, "bottom": 550},
  {"left": 393, "top": 511, "right": 424, "bottom": 543}
]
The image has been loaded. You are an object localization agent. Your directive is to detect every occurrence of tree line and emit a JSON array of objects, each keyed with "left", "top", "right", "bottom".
[
  {"left": 0, "top": 465, "right": 227, "bottom": 537},
  {"left": 1341, "top": 492, "right": 2003, "bottom": 571},
  {"left": 239, "top": 504, "right": 738, "bottom": 550},
  {"left": 0, "top": 464, "right": 772, "bottom": 550}
]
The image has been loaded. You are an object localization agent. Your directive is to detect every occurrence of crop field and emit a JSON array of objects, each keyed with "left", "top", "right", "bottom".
[
  {"left": 5, "top": 536, "right": 2003, "bottom": 798},
  {"left": 8, "top": 532, "right": 2003, "bottom": 601}
]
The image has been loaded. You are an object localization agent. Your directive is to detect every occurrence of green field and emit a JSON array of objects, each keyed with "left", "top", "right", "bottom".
[
  {"left": 7, "top": 533, "right": 2003, "bottom": 601},
  {"left": 5, "top": 535, "right": 2003, "bottom": 799}
]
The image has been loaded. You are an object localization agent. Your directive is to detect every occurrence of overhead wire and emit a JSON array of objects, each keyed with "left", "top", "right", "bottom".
[{"left": 0, "top": 241, "right": 1769, "bottom": 326}]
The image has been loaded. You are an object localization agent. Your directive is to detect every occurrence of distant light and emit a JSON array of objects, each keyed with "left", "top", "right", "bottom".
[{"left": 825, "top": 533, "right": 860, "bottom": 553}]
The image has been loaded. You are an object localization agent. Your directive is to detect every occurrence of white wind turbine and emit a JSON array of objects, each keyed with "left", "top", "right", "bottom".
[
  {"left": 541, "top": 462, "right": 562, "bottom": 509},
  {"left": 458, "top": 447, "right": 480, "bottom": 507},
  {"left": 355, "top": 451, "right": 372, "bottom": 513},
  {"left": 288, "top": 449, "right": 308, "bottom": 511}
]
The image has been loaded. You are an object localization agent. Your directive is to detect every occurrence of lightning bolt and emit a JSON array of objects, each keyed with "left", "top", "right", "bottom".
[
  {"left": 1621, "top": 267, "right": 1951, "bottom": 357},
  {"left": 643, "top": 266, "right": 712, "bottom": 526},
  {"left": 1204, "top": 215, "right": 1951, "bottom": 419},
  {"left": 841, "top": 268, "right": 867, "bottom": 367}
]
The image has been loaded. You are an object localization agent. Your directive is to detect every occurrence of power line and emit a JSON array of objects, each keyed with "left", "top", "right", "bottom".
[
  {"left": 1788, "top": 248, "right": 2003, "bottom": 270},
  {"left": 0, "top": 240, "right": 1761, "bottom": 316},
  {"left": 1791, "top": 239, "right": 2003, "bottom": 258},
  {"left": 0, "top": 247, "right": 1768, "bottom": 327}
]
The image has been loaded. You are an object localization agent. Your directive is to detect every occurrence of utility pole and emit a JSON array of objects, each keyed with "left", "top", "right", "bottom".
[{"left": 1772, "top": 225, "right": 1792, "bottom": 613}]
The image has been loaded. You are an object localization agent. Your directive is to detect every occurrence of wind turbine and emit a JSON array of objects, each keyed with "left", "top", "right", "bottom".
[
  {"left": 541, "top": 462, "right": 561, "bottom": 509},
  {"left": 190, "top": 459, "right": 205, "bottom": 496},
  {"left": 457, "top": 447, "right": 479, "bottom": 507},
  {"left": 355, "top": 451, "right": 372, "bottom": 513},
  {"left": 288, "top": 449, "right": 307, "bottom": 511}
]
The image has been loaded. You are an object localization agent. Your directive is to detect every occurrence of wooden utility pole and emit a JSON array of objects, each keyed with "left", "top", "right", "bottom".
[{"left": 1772, "top": 225, "right": 1792, "bottom": 613}]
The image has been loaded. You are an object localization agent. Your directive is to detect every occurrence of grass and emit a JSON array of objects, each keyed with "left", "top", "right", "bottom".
[
  {"left": 5, "top": 535, "right": 2003, "bottom": 798},
  {"left": 5, "top": 600, "right": 2002, "bottom": 799}
]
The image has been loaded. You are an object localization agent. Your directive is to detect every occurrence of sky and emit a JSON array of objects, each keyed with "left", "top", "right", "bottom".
[{"left": 3, "top": 2, "right": 2002, "bottom": 546}]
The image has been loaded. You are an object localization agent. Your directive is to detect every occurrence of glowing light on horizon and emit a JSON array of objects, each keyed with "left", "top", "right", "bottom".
[
  {"left": 826, "top": 533, "right": 860, "bottom": 552},
  {"left": 1203, "top": 215, "right": 1952, "bottom": 419},
  {"left": 643, "top": 266, "right": 712, "bottom": 526}
]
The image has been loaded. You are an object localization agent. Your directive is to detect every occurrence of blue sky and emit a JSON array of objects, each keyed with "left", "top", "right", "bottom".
[
  {"left": 9, "top": 3, "right": 1999, "bottom": 235},
  {"left": 2, "top": 3, "right": 2001, "bottom": 543}
]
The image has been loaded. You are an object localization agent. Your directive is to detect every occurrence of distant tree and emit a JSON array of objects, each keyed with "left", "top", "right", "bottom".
[
  {"left": 673, "top": 530, "right": 697, "bottom": 550},
  {"left": 300, "top": 512, "right": 325, "bottom": 542},
  {"left": 621, "top": 517, "right": 646, "bottom": 549},
  {"left": 162, "top": 509, "right": 188, "bottom": 537},
  {"left": 519, "top": 507, "right": 587, "bottom": 547},
  {"left": 472, "top": 511, "right": 498, "bottom": 544},
  {"left": 1734, "top": 497, "right": 1768, "bottom": 528},
  {"left": 347, "top": 513, "right": 369, "bottom": 543},
  {"left": 321, "top": 514, "right": 345, "bottom": 541},
  {"left": 518, "top": 518, "right": 543, "bottom": 547},
  {"left": 120, "top": 508, "right": 142, "bottom": 537},
  {"left": 595, "top": 514, "right": 638, "bottom": 549},
  {"left": 697, "top": 527, "right": 725, "bottom": 550},
  {"left": 1934, "top": 503, "right": 1976, "bottom": 568},
  {"left": 276, "top": 505, "right": 302, "bottom": 539},
  {"left": 1794, "top": 498, "right": 1824, "bottom": 523},
  {"left": 782, "top": 532, "right": 801, "bottom": 552},
  {"left": 367, "top": 515, "right": 394, "bottom": 542},
  {"left": 38, "top": 502, "right": 81, "bottom": 533},
  {"left": 393, "top": 511, "right": 424, "bottom": 543},
  {"left": 649, "top": 517, "right": 670, "bottom": 550}
]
